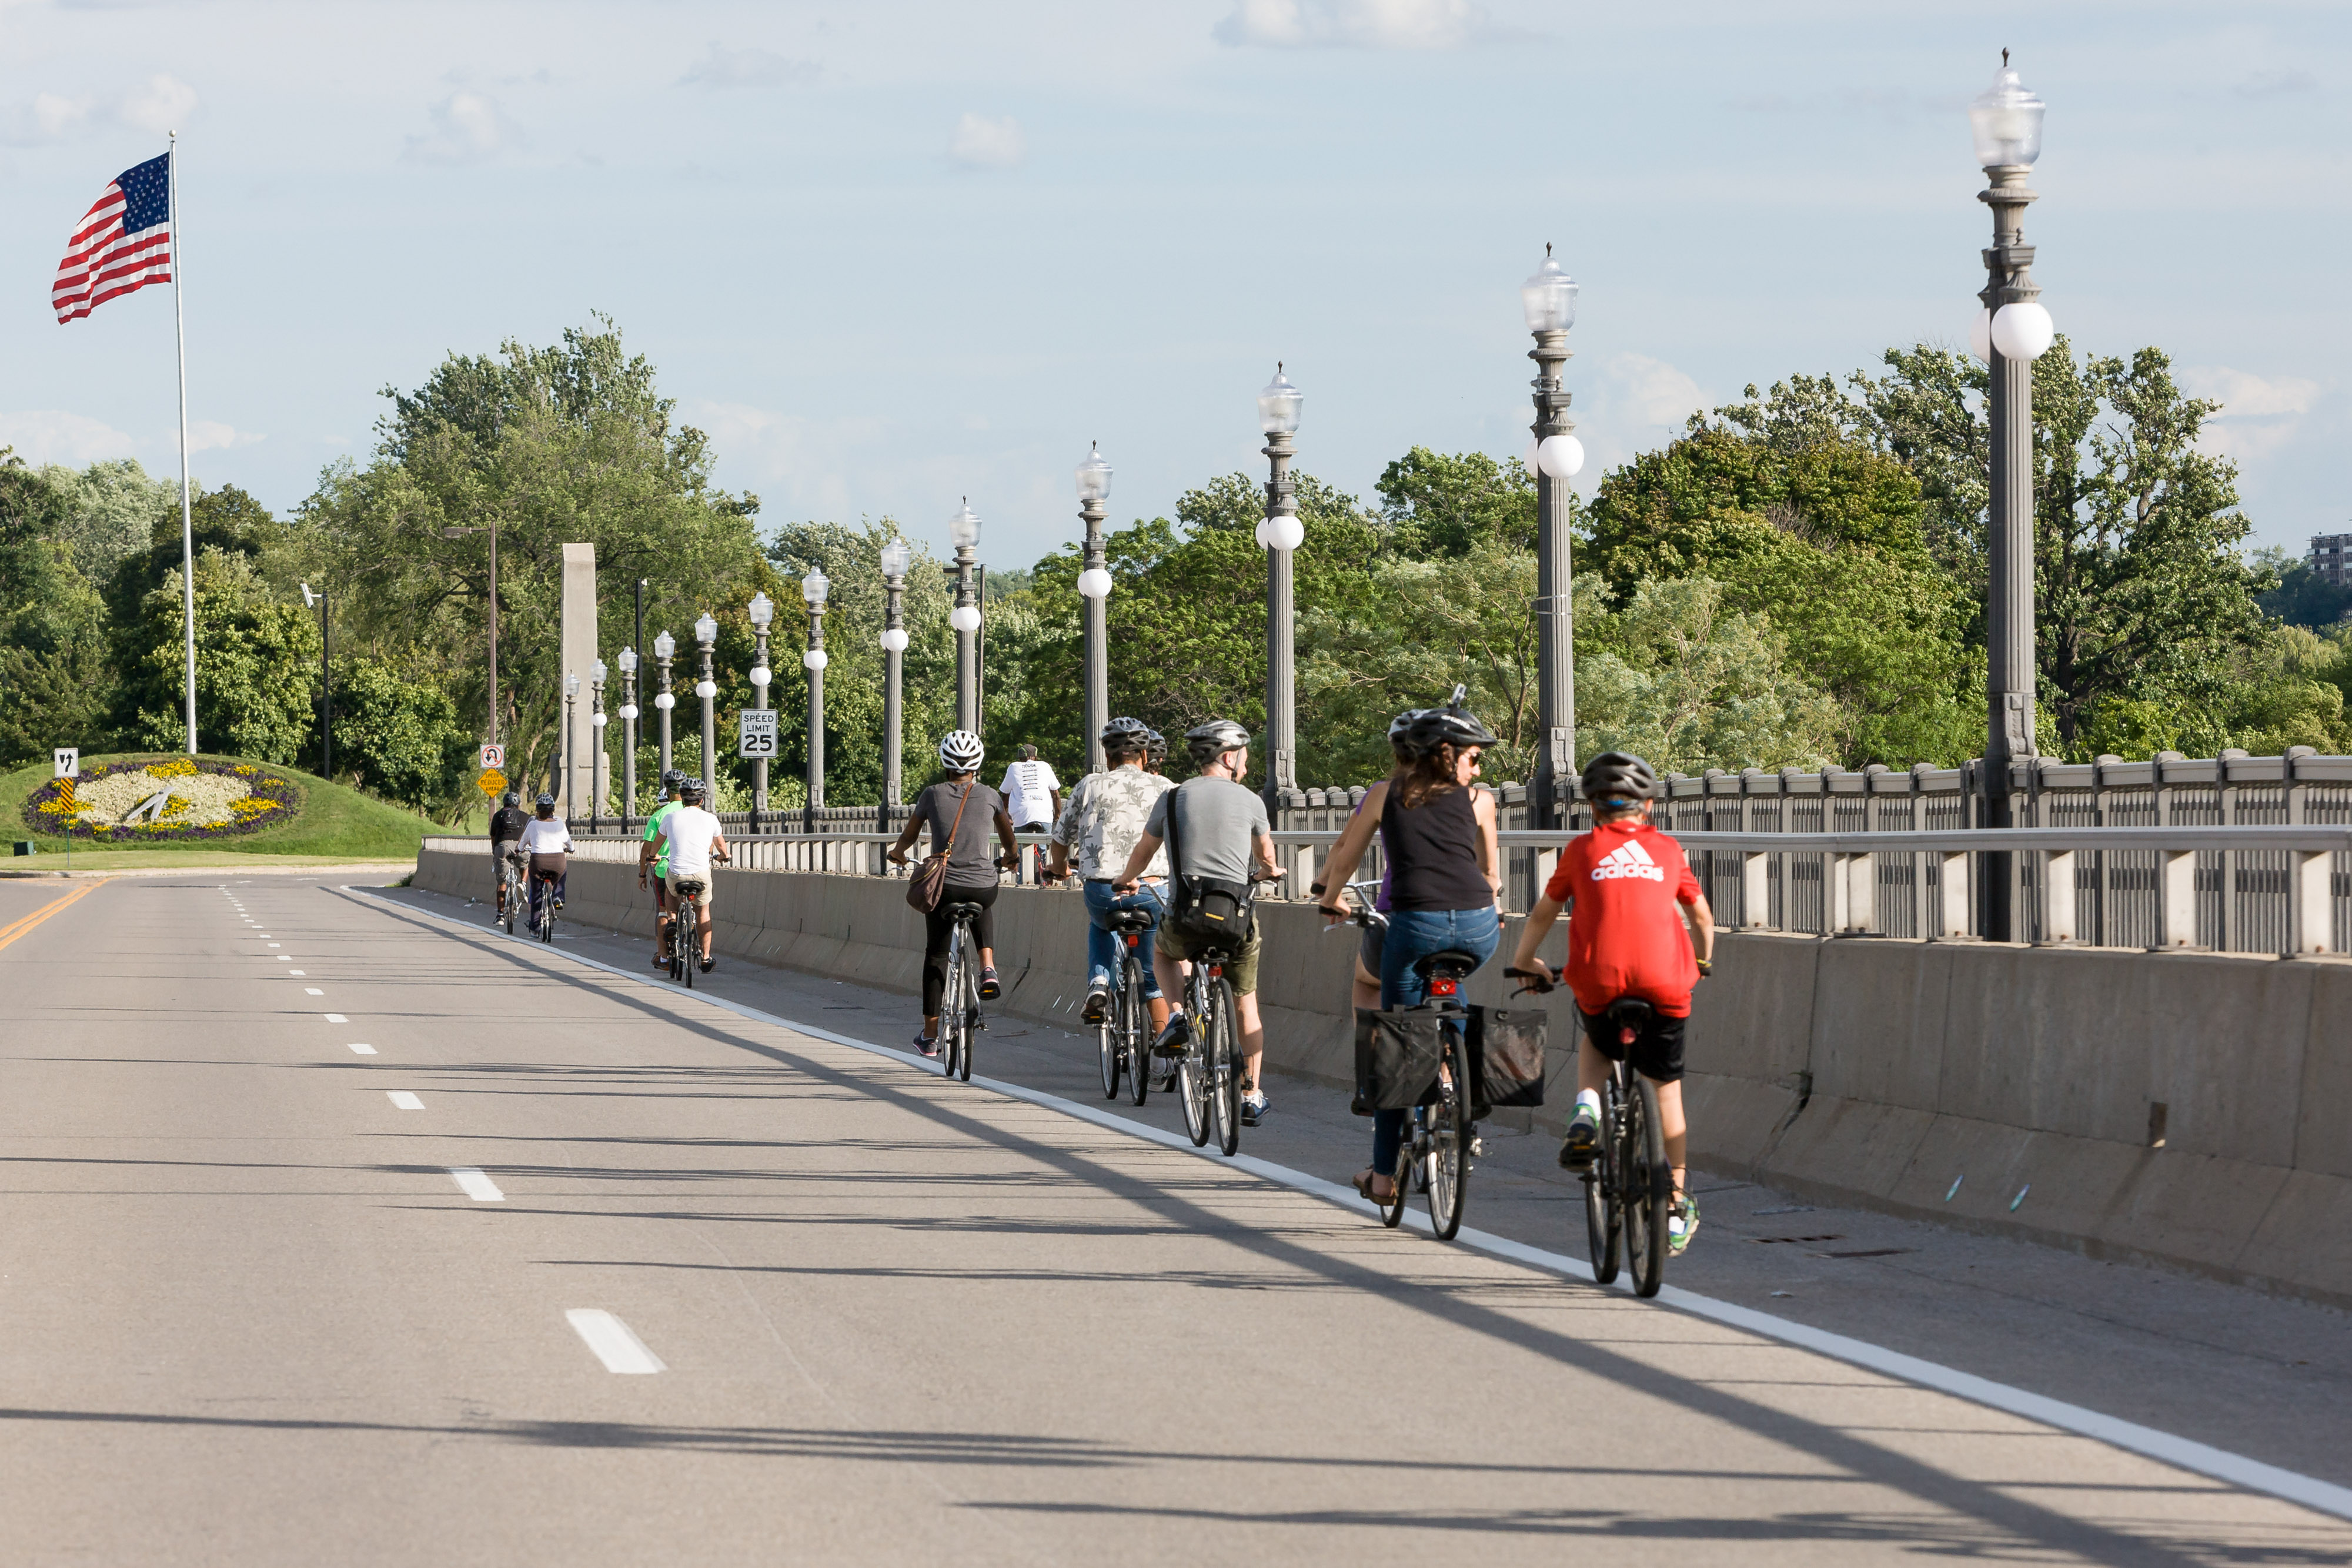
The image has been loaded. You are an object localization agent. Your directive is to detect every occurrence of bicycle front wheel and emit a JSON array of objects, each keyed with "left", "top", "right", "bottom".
[
  {"left": 1625, "top": 1076, "right": 1670, "bottom": 1298},
  {"left": 1208, "top": 978, "right": 1240, "bottom": 1157},
  {"left": 1380, "top": 1139, "right": 1411, "bottom": 1228},
  {"left": 1425, "top": 1024, "right": 1469, "bottom": 1240}
]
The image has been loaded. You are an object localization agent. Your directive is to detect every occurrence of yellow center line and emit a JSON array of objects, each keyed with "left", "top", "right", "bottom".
[{"left": 0, "top": 878, "right": 111, "bottom": 951}]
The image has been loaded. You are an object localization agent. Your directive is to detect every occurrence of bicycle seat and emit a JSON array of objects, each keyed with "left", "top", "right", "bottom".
[
  {"left": 1105, "top": 908, "right": 1157, "bottom": 932},
  {"left": 1604, "top": 997, "right": 1655, "bottom": 1028},
  {"left": 1413, "top": 949, "right": 1484, "bottom": 981},
  {"left": 943, "top": 901, "right": 988, "bottom": 920}
]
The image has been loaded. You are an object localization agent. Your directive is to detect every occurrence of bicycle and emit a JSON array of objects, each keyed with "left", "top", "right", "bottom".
[
  {"left": 1331, "top": 884, "right": 1477, "bottom": 1239},
  {"left": 669, "top": 880, "right": 705, "bottom": 988},
  {"left": 1098, "top": 904, "right": 1157, "bottom": 1106},
  {"left": 936, "top": 898, "right": 986, "bottom": 1082},
  {"left": 1173, "top": 870, "right": 1279, "bottom": 1157},
  {"left": 1583, "top": 997, "right": 1671, "bottom": 1297},
  {"left": 531, "top": 866, "right": 560, "bottom": 945},
  {"left": 498, "top": 851, "right": 523, "bottom": 937}
]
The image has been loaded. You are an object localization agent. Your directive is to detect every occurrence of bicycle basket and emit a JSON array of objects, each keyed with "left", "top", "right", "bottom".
[
  {"left": 1466, "top": 1005, "right": 1548, "bottom": 1116},
  {"left": 1351, "top": 1007, "right": 1444, "bottom": 1115}
]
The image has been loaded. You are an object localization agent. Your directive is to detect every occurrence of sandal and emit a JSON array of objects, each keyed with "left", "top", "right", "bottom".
[{"left": 1351, "top": 1170, "right": 1394, "bottom": 1205}]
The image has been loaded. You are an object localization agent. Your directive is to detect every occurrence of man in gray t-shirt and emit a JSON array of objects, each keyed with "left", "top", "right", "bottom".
[{"left": 1113, "top": 718, "right": 1283, "bottom": 1124}]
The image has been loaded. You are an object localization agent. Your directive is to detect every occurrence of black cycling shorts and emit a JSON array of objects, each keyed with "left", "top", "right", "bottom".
[{"left": 1578, "top": 1007, "right": 1687, "bottom": 1085}]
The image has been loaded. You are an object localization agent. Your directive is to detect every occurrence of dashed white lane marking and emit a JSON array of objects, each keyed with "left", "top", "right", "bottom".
[
  {"left": 290, "top": 970, "right": 306, "bottom": 976},
  {"left": 368, "top": 890, "right": 2352, "bottom": 1524},
  {"left": 266, "top": 942, "right": 280, "bottom": 948},
  {"left": 348, "top": 1044, "right": 376, "bottom": 1055},
  {"left": 305, "top": 987, "right": 323, "bottom": 995},
  {"left": 447, "top": 1167, "right": 503, "bottom": 1202},
  {"left": 565, "top": 1309, "right": 666, "bottom": 1375},
  {"left": 276, "top": 955, "right": 292, "bottom": 961},
  {"left": 323, "top": 1013, "right": 347, "bottom": 1023},
  {"left": 386, "top": 1091, "right": 424, "bottom": 1111}
]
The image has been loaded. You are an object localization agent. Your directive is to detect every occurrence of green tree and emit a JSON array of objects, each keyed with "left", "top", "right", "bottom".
[
  {"left": 0, "top": 452, "right": 114, "bottom": 764},
  {"left": 41, "top": 457, "right": 178, "bottom": 586},
  {"left": 299, "top": 317, "right": 764, "bottom": 807},
  {"left": 122, "top": 547, "right": 319, "bottom": 761},
  {"left": 328, "top": 656, "right": 473, "bottom": 807},
  {"left": 1375, "top": 446, "right": 1536, "bottom": 557}
]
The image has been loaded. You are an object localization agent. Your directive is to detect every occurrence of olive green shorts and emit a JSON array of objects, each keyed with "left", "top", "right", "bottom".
[{"left": 1156, "top": 915, "right": 1261, "bottom": 997}]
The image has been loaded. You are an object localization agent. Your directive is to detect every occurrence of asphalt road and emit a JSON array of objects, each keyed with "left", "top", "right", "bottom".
[{"left": 3, "top": 873, "right": 2348, "bottom": 1566}]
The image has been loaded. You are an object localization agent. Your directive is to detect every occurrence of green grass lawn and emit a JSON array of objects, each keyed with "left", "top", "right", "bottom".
[{"left": 6, "top": 753, "right": 436, "bottom": 862}]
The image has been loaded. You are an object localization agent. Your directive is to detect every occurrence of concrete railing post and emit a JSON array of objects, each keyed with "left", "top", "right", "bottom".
[
  {"left": 1740, "top": 851, "right": 1768, "bottom": 929},
  {"left": 2156, "top": 849, "right": 2200, "bottom": 950},
  {"left": 2043, "top": 848, "right": 2077, "bottom": 943},
  {"left": 2290, "top": 848, "right": 2334, "bottom": 956},
  {"left": 1934, "top": 850, "right": 1972, "bottom": 940}
]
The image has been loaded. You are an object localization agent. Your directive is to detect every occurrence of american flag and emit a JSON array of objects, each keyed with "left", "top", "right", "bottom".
[{"left": 52, "top": 152, "right": 173, "bottom": 325}]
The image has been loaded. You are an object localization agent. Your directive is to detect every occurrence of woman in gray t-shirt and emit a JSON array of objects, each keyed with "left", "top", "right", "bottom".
[{"left": 888, "top": 731, "right": 1020, "bottom": 1054}]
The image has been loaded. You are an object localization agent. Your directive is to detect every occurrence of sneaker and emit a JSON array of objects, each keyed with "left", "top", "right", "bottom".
[
  {"left": 1669, "top": 1193, "right": 1700, "bottom": 1255},
  {"left": 650, "top": 952, "right": 668, "bottom": 971},
  {"left": 553, "top": 897, "right": 565, "bottom": 910},
  {"left": 913, "top": 1032, "right": 939, "bottom": 1058},
  {"left": 1081, "top": 987, "right": 1108, "bottom": 1025},
  {"left": 1241, "top": 1091, "right": 1268, "bottom": 1126},
  {"left": 1558, "top": 1105, "right": 1599, "bottom": 1172},
  {"left": 1152, "top": 1013, "right": 1191, "bottom": 1058},
  {"left": 699, "top": 956, "right": 716, "bottom": 974},
  {"left": 979, "top": 966, "right": 1001, "bottom": 1001}
]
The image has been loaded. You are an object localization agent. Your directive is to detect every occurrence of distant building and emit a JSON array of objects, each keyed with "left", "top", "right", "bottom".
[{"left": 2311, "top": 533, "right": 2352, "bottom": 589}]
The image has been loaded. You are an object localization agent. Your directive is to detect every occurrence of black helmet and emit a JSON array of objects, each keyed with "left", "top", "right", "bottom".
[
  {"left": 1102, "top": 716, "right": 1152, "bottom": 747},
  {"left": 1580, "top": 751, "right": 1658, "bottom": 804},
  {"left": 1145, "top": 728, "right": 1167, "bottom": 757},
  {"left": 1185, "top": 718, "right": 1250, "bottom": 768},
  {"left": 502, "top": 790, "right": 520, "bottom": 807},
  {"left": 1396, "top": 684, "right": 1498, "bottom": 758},
  {"left": 677, "top": 777, "right": 707, "bottom": 803},
  {"left": 535, "top": 791, "right": 557, "bottom": 808},
  {"left": 1387, "top": 708, "right": 1428, "bottom": 744}
]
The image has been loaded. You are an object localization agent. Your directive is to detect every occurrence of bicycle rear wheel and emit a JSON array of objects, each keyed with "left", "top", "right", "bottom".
[
  {"left": 540, "top": 881, "right": 557, "bottom": 945},
  {"left": 1625, "top": 1075, "right": 1670, "bottom": 1298},
  {"left": 956, "top": 926, "right": 978, "bottom": 1083},
  {"left": 1425, "top": 1023, "right": 1469, "bottom": 1240},
  {"left": 1124, "top": 958, "right": 1150, "bottom": 1108},
  {"left": 1585, "top": 1079, "right": 1625, "bottom": 1283},
  {"left": 1097, "top": 976, "right": 1121, "bottom": 1099},
  {"left": 1177, "top": 989, "right": 1211, "bottom": 1147},
  {"left": 1208, "top": 978, "right": 1240, "bottom": 1157},
  {"left": 940, "top": 936, "right": 965, "bottom": 1078},
  {"left": 680, "top": 901, "right": 694, "bottom": 987}
]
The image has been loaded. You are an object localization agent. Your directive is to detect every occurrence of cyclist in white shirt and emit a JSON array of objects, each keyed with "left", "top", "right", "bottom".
[
  {"left": 647, "top": 778, "right": 730, "bottom": 972},
  {"left": 999, "top": 745, "right": 1062, "bottom": 883},
  {"left": 517, "top": 792, "right": 573, "bottom": 932}
]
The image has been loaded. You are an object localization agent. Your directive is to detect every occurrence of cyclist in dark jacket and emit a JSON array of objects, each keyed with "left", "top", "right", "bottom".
[{"left": 487, "top": 791, "right": 530, "bottom": 917}]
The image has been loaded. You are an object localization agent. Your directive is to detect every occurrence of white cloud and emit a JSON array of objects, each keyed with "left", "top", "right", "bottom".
[
  {"left": 1214, "top": 0, "right": 1492, "bottom": 49},
  {"left": 119, "top": 73, "right": 198, "bottom": 134},
  {"left": 1605, "top": 353, "right": 1708, "bottom": 429},
  {"left": 401, "top": 92, "right": 526, "bottom": 166},
  {"left": 2181, "top": 366, "right": 2324, "bottom": 463},
  {"left": 679, "top": 43, "right": 820, "bottom": 89},
  {"left": 187, "top": 421, "right": 264, "bottom": 454},
  {"left": 948, "top": 112, "right": 1024, "bottom": 170},
  {"left": 0, "top": 410, "right": 138, "bottom": 467},
  {"left": 0, "top": 92, "right": 95, "bottom": 146}
]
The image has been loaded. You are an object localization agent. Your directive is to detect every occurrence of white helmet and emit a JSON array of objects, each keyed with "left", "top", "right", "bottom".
[{"left": 938, "top": 730, "right": 985, "bottom": 773}]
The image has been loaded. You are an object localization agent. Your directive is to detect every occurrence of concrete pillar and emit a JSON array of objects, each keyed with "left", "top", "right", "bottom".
[{"left": 559, "top": 543, "right": 598, "bottom": 818}]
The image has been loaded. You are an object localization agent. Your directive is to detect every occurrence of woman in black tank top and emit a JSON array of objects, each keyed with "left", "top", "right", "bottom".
[{"left": 1312, "top": 700, "right": 1504, "bottom": 1205}]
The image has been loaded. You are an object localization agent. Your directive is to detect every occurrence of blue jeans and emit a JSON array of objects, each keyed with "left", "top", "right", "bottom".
[
  {"left": 1084, "top": 880, "right": 1166, "bottom": 998},
  {"left": 1373, "top": 904, "right": 1501, "bottom": 1175}
]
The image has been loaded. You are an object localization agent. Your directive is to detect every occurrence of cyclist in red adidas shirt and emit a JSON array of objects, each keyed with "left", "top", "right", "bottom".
[{"left": 1506, "top": 752, "right": 1715, "bottom": 1253}]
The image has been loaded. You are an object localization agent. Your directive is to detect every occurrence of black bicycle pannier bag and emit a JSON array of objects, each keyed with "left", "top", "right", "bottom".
[
  {"left": 1467, "top": 1005, "right": 1548, "bottom": 1118},
  {"left": 1352, "top": 1007, "right": 1445, "bottom": 1115}
]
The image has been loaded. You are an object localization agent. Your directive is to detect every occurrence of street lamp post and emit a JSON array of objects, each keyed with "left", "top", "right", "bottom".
[
  {"left": 694, "top": 612, "right": 719, "bottom": 808},
  {"left": 300, "top": 582, "right": 332, "bottom": 780},
  {"left": 563, "top": 671, "right": 579, "bottom": 824},
  {"left": 801, "top": 569, "right": 830, "bottom": 830},
  {"left": 617, "top": 646, "right": 639, "bottom": 833},
  {"left": 653, "top": 630, "right": 676, "bottom": 783},
  {"left": 1076, "top": 444, "right": 1114, "bottom": 774},
  {"left": 1970, "top": 54, "right": 2052, "bottom": 941},
  {"left": 1255, "top": 369, "right": 1305, "bottom": 815},
  {"left": 589, "top": 658, "right": 607, "bottom": 834},
  {"left": 1522, "top": 246, "right": 1585, "bottom": 830},
  {"left": 439, "top": 524, "right": 499, "bottom": 749},
  {"left": 880, "top": 539, "right": 911, "bottom": 830},
  {"left": 948, "top": 500, "right": 982, "bottom": 735},
  {"left": 747, "top": 591, "right": 774, "bottom": 834}
]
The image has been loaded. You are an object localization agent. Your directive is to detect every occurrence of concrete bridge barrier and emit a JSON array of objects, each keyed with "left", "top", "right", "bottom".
[{"left": 415, "top": 847, "right": 2352, "bottom": 1306}]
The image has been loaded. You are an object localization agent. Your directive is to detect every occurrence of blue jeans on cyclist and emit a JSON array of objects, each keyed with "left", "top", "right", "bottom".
[
  {"left": 1372, "top": 904, "right": 1501, "bottom": 1175},
  {"left": 1083, "top": 879, "right": 1166, "bottom": 999}
]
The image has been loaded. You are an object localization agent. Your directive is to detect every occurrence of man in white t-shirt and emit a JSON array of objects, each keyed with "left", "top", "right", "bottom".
[
  {"left": 998, "top": 744, "right": 1062, "bottom": 884},
  {"left": 647, "top": 778, "right": 730, "bottom": 972}
]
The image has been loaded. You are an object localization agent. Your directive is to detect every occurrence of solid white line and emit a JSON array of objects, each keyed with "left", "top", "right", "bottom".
[
  {"left": 368, "top": 888, "right": 2352, "bottom": 1523},
  {"left": 323, "top": 1013, "right": 347, "bottom": 1023},
  {"left": 447, "top": 1166, "right": 503, "bottom": 1202},
  {"left": 386, "top": 1090, "right": 424, "bottom": 1110},
  {"left": 564, "top": 1308, "right": 665, "bottom": 1374},
  {"left": 348, "top": 1043, "right": 376, "bottom": 1055}
]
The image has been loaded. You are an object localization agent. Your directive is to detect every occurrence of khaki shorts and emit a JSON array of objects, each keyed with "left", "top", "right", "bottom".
[
  {"left": 667, "top": 871, "right": 714, "bottom": 915},
  {"left": 1156, "top": 914, "right": 1261, "bottom": 997}
]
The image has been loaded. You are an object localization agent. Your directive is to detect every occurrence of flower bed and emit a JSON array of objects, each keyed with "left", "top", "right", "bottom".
[{"left": 24, "top": 757, "right": 305, "bottom": 842}]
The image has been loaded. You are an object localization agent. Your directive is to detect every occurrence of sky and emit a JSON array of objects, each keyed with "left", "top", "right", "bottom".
[{"left": 2, "top": 0, "right": 2348, "bottom": 574}]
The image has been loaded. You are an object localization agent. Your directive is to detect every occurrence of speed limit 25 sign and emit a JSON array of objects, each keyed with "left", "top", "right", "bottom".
[{"left": 737, "top": 710, "right": 778, "bottom": 758}]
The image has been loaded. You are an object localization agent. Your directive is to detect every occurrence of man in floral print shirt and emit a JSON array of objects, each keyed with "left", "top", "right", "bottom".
[{"left": 1047, "top": 717, "right": 1175, "bottom": 1029}]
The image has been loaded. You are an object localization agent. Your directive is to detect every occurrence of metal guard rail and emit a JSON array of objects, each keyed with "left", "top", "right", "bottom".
[{"left": 425, "top": 823, "right": 2352, "bottom": 956}]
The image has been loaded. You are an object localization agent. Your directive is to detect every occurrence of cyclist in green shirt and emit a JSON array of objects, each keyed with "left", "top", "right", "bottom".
[{"left": 636, "top": 770, "right": 686, "bottom": 968}]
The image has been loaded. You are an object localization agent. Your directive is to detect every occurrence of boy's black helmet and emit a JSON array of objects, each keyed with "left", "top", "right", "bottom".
[{"left": 1580, "top": 751, "right": 1658, "bottom": 802}]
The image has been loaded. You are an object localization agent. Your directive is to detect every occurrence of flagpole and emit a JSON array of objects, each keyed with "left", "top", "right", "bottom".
[{"left": 169, "top": 131, "right": 197, "bottom": 755}]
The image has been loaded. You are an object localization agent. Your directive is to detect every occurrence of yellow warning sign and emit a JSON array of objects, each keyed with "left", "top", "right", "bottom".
[{"left": 477, "top": 768, "right": 509, "bottom": 798}]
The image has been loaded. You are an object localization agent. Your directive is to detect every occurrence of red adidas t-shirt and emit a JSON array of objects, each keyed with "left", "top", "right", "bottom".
[{"left": 1544, "top": 821, "right": 1702, "bottom": 1018}]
